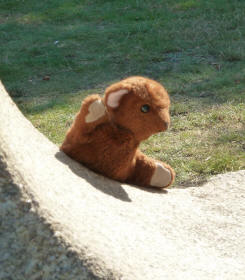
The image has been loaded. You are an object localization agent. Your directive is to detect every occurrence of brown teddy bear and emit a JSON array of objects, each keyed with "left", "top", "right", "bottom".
[{"left": 61, "top": 76, "right": 175, "bottom": 188}]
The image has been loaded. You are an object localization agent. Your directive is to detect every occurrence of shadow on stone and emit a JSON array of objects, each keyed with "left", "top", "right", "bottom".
[
  {"left": 55, "top": 151, "right": 168, "bottom": 201},
  {"left": 55, "top": 151, "right": 132, "bottom": 202}
]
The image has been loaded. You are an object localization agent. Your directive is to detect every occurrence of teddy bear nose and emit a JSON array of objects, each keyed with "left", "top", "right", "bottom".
[
  {"left": 158, "top": 121, "right": 169, "bottom": 132},
  {"left": 162, "top": 121, "right": 170, "bottom": 131}
]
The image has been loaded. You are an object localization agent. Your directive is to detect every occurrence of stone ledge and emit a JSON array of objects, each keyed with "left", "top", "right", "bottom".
[{"left": 0, "top": 81, "right": 245, "bottom": 280}]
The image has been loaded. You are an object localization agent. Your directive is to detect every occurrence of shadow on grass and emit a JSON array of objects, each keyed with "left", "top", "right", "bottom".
[
  {"left": 173, "top": 177, "right": 209, "bottom": 189},
  {"left": 2, "top": 0, "right": 245, "bottom": 115}
]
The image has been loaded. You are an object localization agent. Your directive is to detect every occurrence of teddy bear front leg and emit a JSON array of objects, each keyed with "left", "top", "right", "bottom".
[
  {"left": 127, "top": 150, "right": 175, "bottom": 188},
  {"left": 150, "top": 162, "right": 174, "bottom": 188}
]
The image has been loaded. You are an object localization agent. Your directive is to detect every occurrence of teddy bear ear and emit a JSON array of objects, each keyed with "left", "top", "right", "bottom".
[{"left": 106, "top": 89, "right": 129, "bottom": 108}]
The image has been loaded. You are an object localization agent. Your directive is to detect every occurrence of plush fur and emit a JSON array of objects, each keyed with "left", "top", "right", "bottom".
[{"left": 61, "top": 76, "right": 175, "bottom": 188}]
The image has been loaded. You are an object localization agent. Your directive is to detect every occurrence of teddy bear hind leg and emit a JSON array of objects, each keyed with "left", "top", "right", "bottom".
[
  {"left": 127, "top": 151, "right": 175, "bottom": 188},
  {"left": 78, "top": 95, "right": 108, "bottom": 134},
  {"left": 61, "top": 94, "right": 107, "bottom": 152}
]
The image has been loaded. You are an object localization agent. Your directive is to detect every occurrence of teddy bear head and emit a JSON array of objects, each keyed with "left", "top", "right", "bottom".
[{"left": 104, "top": 76, "right": 171, "bottom": 141}]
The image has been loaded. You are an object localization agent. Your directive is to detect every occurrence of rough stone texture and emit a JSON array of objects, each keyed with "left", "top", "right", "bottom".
[
  {"left": 0, "top": 81, "right": 245, "bottom": 280},
  {"left": 0, "top": 159, "right": 96, "bottom": 280}
]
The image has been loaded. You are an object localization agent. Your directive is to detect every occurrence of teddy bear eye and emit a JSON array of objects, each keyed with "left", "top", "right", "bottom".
[{"left": 141, "top": 104, "right": 150, "bottom": 113}]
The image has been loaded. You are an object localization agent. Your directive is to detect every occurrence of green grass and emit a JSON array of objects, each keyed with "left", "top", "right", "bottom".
[{"left": 1, "top": 0, "right": 245, "bottom": 186}]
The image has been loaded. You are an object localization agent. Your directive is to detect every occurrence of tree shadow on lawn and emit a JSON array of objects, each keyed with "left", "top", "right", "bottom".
[{"left": 2, "top": 0, "right": 244, "bottom": 114}]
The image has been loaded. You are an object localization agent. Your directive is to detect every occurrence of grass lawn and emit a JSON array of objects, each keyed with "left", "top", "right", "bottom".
[{"left": 1, "top": 0, "right": 245, "bottom": 186}]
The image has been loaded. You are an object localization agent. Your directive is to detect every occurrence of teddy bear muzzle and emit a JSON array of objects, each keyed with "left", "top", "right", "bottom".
[
  {"left": 157, "top": 120, "right": 169, "bottom": 132},
  {"left": 164, "top": 121, "right": 170, "bottom": 130}
]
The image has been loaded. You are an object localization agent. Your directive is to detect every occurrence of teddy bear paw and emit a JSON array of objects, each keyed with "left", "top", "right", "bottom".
[
  {"left": 150, "top": 162, "right": 172, "bottom": 188},
  {"left": 85, "top": 99, "right": 106, "bottom": 123}
]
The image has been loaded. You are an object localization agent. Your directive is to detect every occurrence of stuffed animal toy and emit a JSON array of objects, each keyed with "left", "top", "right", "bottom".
[{"left": 61, "top": 76, "right": 175, "bottom": 188}]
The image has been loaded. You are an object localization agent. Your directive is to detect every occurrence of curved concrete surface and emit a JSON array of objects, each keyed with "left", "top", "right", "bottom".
[{"left": 0, "top": 81, "right": 245, "bottom": 279}]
